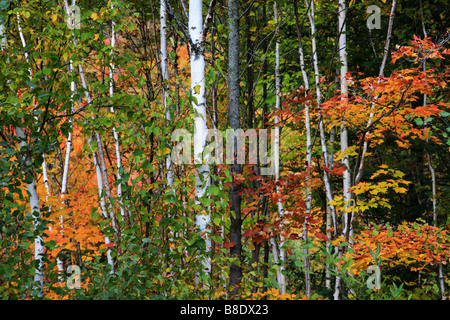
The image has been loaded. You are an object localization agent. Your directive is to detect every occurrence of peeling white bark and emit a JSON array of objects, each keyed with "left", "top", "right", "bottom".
[
  {"left": 109, "top": 2, "right": 127, "bottom": 219},
  {"left": 189, "top": 0, "right": 211, "bottom": 274},
  {"left": 161, "top": 0, "right": 174, "bottom": 188},
  {"left": 338, "top": 0, "right": 353, "bottom": 240},
  {"left": 11, "top": 18, "right": 45, "bottom": 297},
  {"left": 273, "top": 0, "right": 287, "bottom": 295}
]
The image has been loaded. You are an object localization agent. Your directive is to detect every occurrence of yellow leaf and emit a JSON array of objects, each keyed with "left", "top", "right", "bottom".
[
  {"left": 193, "top": 85, "right": 201, "bottom": 94},
  {"left": 394, "top": 187, "right": 408, "bottom": 193},
  {"left": 91, "top": 12, "right": 98, "bottom": 21}
]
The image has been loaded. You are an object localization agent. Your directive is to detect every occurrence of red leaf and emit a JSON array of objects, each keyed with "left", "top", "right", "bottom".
[
  {"left": 323, "top": 163, "right": 346, "bottom": 176},
  {"left": 315, "top": 232, "right": 329, "bottom": 242},
  {"left": 286, "top": 246, "right": 293, "bottom": 256},
  {"left": 243, "top": 229, "right": 258, "bottom": 238},
  {"left": 223, "top": 241, "right": 235, "bottom": 249}
]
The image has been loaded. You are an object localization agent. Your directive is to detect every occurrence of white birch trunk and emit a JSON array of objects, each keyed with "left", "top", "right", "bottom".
[
  {"left": 59, "top": 60, "right": 75, "bottom": 200},
  {"left": 56, "top": 54, "right": 77, "bottom": 278},
  {"left": 338, "top": 0, "right": 353, "bottom": 240},
  {"left": 57, "top": 126, "right": 71, "bottom": 275},
  {"left": 13, "top": 18, "right": 46, "bottom": 296},
  {"left": 17, "top": 127, "right": 45, "bottom": 297},
  {"left": 189, "top": 0, "right": 211, "bottom": 274},
  {"left": 60, "top": 59, "right": 76, "bottom": 199},
  {"left": 108, "top": 2, "right": 127, "bottom": 219},
  {"left": 273, "top": 0, "right": 287, "bottom": 295},
  {"left": 95, "top": 131, "right": 117, "bottom": 232},
  {"left": 42, "top": 155, "right": 51, "bottom": 209},
  {"left": 90, "top": 137, "right": 115, "bottom": 273},
  {"left": 160, "top": 0, "right": 174, "bottom": 188}
]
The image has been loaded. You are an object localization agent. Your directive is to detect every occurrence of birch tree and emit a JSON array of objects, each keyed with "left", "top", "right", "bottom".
[
  {"left": 1, "top": 15, "right": 59, "bottom": 296},
  {"left": 271, "top": 0, "right": 287, "bottom": 295},
  {"left": 189, "top": 0, "right": 211, "bottom": 276},
  {"left": 337, "top": 0, "right": 352, "bottom": 240},
  {"left": 108, "top": 1, "right": 127, "bottom": 219},
  {"left": 17, "top": 128, "right": 45, "bottom": 296},
  {"left": 160, "top": 0, "right": 173, "bottom": 187},
  {"left": 11, "top": 17, "right": 46, "bottom": 297}
]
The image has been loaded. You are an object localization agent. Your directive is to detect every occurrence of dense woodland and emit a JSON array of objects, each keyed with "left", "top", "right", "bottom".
[{"left": 0, "top": 0, "right": 449, "bottom": 300}]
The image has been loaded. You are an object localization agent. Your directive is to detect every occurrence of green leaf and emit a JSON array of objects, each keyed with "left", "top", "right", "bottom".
[
  {"left": 46, "top": 240, "right": 57, "bottom": 250},
  {"left": 387, "top": 228, "right": 393, "bottom": 237}
]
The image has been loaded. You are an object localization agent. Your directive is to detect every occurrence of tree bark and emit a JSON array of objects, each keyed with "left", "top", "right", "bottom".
[
  {"left": 189, "top": 0, "right": 212, "bottom": 277},
  {"left": 108, "top": 2, "right": 128, "bottom": 220},
  {"left": 17, "top": 127, "right": 45, "bottom": 297},
  {"left": 272, "top": 0, "right": 287, "bottom": 295},
  {"left": 338, "top": 0, "right": 353, "bottom": 240},
  {"left": 161, "top": 0, "right": 174, "bottom": 188},
  {"left": 11, "top": 18, "right": 45, "bottom": 297}
]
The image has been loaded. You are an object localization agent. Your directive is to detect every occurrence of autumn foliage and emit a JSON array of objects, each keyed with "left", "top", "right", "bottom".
[{"left": 0, "top": 0, "right": 449, "bottom": 301}]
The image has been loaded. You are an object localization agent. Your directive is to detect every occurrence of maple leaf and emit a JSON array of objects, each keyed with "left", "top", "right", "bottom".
[
  {"left": 243, "top": 229, "right": 258, "bottom": 238},
  {"left": 322, "top": 163, "right": 346, "bottom": 176},
  {"left": 314, "top": 232, "right": 329, "bottom": 242},
  {"left": 223, "top": 241, "right": 236, "bottom": 249}
]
